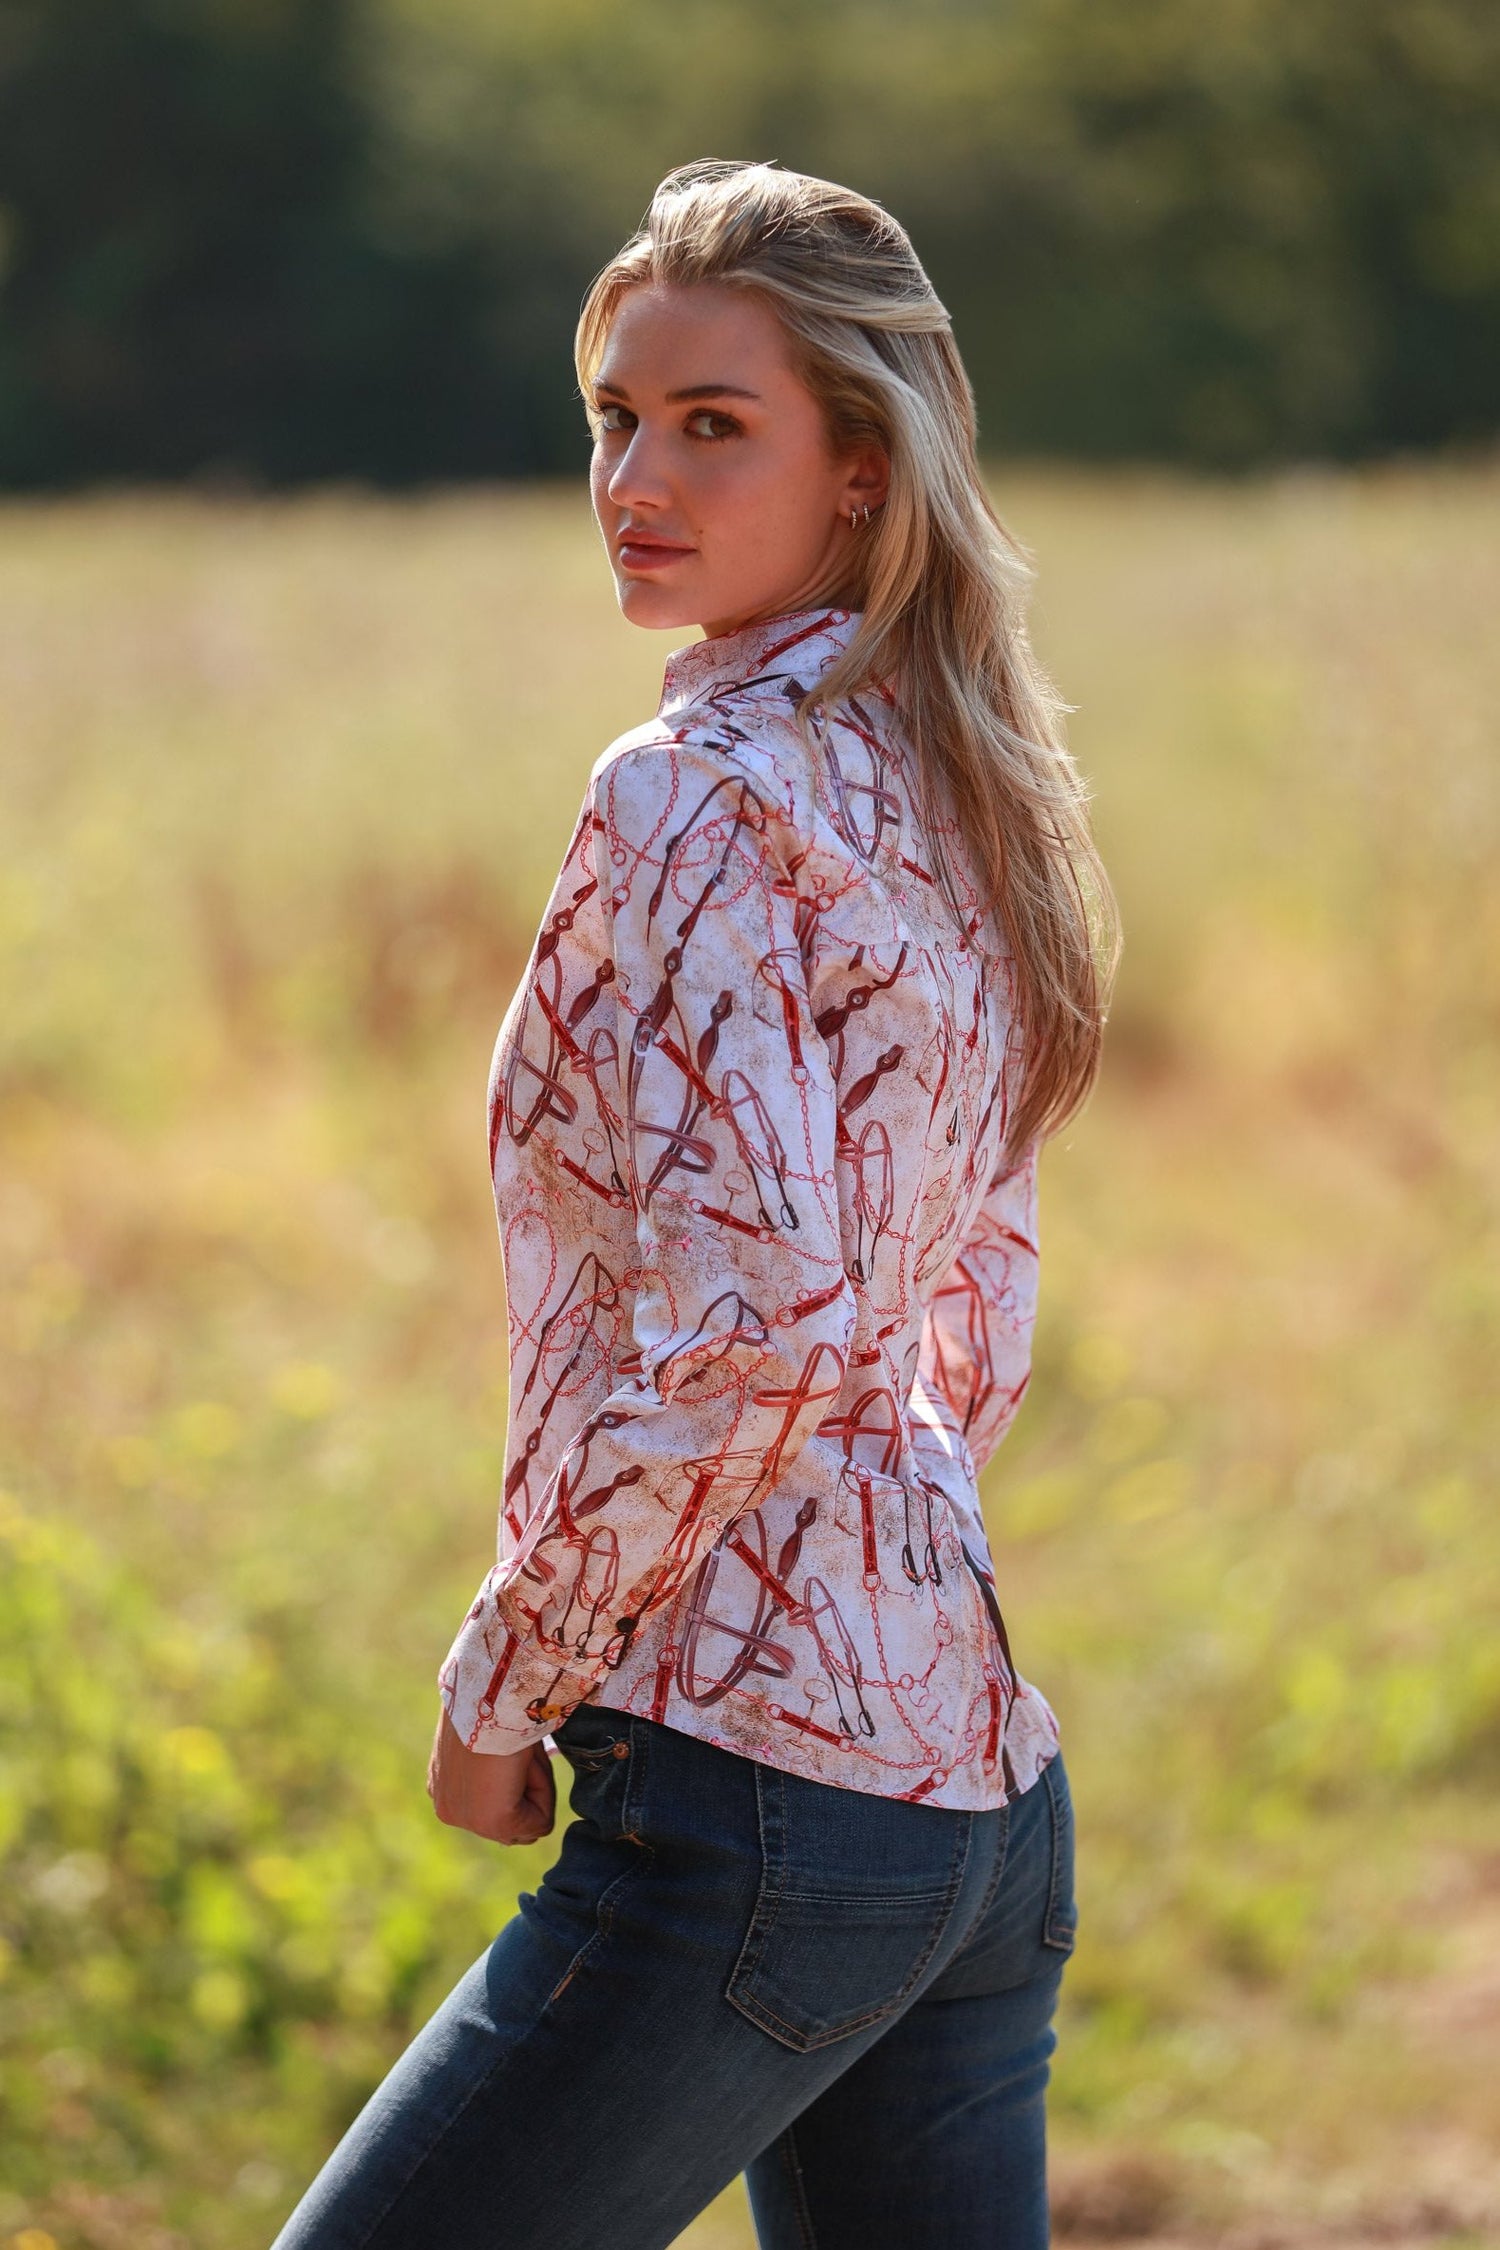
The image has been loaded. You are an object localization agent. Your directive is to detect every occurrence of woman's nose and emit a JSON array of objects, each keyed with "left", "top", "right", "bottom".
[{"left": 606, "top": 425, "right": 674, "bottom": 511}]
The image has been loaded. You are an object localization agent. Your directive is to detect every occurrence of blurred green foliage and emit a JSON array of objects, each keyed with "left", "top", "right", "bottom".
[
  {"left": 1, "top": 0, "right": 1498, "bottom": 484},
  {"left": 0, "top": 471, "right": 1497, "bottom": 2246},
  {"left": 0, "top": 1490, "right": 554, "bottom": 2223}
]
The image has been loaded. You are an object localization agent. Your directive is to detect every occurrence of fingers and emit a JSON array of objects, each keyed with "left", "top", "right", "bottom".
[
  {"left": 501, "top": 1807, "right": 552, "bottom": 1846},
  {"left": 525, "top": 1743, "right": 557, "bottom": 1825},
  {"left": 426, "top": 1710, "right": 558, "bottom": 1846},
  {"left": 492, "top": 1751, "right": 557, "bottom": 1846},
  {"left": 488, "top": 1795, "right": 553, "bottom": 1845}
]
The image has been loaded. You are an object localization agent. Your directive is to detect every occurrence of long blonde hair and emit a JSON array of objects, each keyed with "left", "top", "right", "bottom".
[{"left": 575, "top": 158, "right": 1120, "bottom": 1160}]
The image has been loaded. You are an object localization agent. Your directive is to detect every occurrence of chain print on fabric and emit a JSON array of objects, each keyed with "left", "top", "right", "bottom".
[{"left": 438, "top": 605, "right": 1063, "bottom": 1812}]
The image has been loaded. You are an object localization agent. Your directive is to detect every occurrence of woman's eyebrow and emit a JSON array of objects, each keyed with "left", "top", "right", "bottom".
[
  {"left": 592, "top": 379, "right": 763, "bottom": 403},
  {"left": 666, "top": 382, "right": 763, "bottom": 403}
]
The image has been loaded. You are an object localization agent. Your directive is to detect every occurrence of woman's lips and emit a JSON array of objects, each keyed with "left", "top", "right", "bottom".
[{"left": 618, "top": 533, "right": 694, "bottom": 570}]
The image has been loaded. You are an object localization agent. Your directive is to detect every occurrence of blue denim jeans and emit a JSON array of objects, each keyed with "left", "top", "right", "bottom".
[{"left": 270, "top": 1708, "right": 1078, "bottom": 2250}]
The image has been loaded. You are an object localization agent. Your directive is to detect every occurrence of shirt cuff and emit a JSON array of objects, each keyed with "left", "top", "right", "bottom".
[{"left": 437, "top": 1591, "right": 595, "bottom": 1754}]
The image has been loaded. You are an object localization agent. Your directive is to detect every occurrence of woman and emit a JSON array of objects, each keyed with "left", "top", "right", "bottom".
[{"left": 273, "top": 158, "right": 1118, "bottom": 2250}]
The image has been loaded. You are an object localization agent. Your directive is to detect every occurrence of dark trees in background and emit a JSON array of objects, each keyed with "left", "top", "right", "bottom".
[
  {"left": 0, "top": 0, "right": 1496, "bottom": 487},
  {"left": 0, "top": 0, "right": 546, "bottom": 482}
]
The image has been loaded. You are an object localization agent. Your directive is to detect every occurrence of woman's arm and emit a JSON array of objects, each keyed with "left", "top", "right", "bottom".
[
  {"left": 909, "top": 1142, "right": 1040, "bottom": 1485},
  {"left": 439, "top": 734, "right": 859, "bottom": 1753}
]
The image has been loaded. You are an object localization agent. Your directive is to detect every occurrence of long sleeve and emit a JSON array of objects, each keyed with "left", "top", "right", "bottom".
[
  {"left": 438, "top": 736, "right": 860, "bottom": 1752},
  {"left": 910, "top": 1141, "right": 1040, "bottom": 1486}
]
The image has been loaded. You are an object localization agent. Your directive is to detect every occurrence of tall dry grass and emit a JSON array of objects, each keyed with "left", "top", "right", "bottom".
[{"left": 1, "top": 467, "right": 1496, "bottom": 2248}]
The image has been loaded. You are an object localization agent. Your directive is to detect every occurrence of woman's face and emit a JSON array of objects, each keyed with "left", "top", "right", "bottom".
[{"left": 588, "top": 281, "right": 888, "bottom": 641}]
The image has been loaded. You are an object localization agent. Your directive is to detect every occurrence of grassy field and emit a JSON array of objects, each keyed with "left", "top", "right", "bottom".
[{"left": 1, "top": 465, "right": 1496, "bottom": 2250}]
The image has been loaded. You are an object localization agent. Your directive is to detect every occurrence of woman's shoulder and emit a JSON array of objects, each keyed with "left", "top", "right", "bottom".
[{"left": 585, "top": 699, "right": 814, "bottom": 841}]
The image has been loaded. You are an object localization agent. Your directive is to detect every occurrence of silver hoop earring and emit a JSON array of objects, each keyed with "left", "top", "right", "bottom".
[{"left": 848, "top": 503, "right": 873, "bottom": 528}]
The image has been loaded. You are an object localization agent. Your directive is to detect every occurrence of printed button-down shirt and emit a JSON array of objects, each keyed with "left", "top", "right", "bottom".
[{"left": 438, "top": 602, "right": 1060, "bottom": 1809}]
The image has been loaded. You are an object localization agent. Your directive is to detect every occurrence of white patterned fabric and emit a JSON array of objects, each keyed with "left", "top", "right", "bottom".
[{"left": 439, "top": 603, "right": 1059, "bottom": 1808}]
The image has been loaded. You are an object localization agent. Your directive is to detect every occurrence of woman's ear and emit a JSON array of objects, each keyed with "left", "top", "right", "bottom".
[{"left": 841, "top": 442, "right": 891, "bottom": 517}]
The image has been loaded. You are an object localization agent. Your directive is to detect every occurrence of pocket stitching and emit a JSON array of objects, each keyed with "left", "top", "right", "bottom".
[
  {"left": 771, "top": 1884, "right": 971, "bottom": 1907},
  {"left": 969, "top": 1800, "right": 1013, "bottom": 1932},
  {"left": 543, "top": 1840, "right": 655, "bottom": 2007},
  {"left": 725, "top": 1761, "right": 788, "bottom": 1995},
  {"left": 619, "top": 1714, "right": 649, "bottom": 1838},
  {"left": 727, "top": 1784, "right": 974, "bottom": 2053},
  {"left": 562, "top": 1744, "right": 620, "bottom": 1773},
  {"left": 1040, "top": 1755, "right": 1077, "bottom": 1953}
]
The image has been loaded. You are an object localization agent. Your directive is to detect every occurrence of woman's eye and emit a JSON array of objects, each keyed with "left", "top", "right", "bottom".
[{"left": 590, "top": 404, "right": 738, "bottom": 442}]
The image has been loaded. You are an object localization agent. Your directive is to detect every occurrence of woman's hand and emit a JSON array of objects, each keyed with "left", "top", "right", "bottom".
[{"left": 426, "top": 1707, "right": 557, "bottom": 1845}]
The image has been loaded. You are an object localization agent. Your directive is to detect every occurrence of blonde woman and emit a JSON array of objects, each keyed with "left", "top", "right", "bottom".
[{"left": 273, "top": 159, "right": 1117, "bottom": 2250}]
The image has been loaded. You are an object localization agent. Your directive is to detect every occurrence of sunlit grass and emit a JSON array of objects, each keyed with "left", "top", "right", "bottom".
[{"left": 1, "top": 465, "right": 1496, "bottom": 2247}]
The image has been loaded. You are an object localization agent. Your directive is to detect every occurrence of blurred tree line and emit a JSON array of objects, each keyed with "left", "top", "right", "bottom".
[{"left": 1, "top": 0, "right": 1497, "bottom": 486}]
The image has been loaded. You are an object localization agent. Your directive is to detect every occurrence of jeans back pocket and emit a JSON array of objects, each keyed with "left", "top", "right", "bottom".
[{"left": 725, "top": 1760, "right": 974, "bottom": 2053}]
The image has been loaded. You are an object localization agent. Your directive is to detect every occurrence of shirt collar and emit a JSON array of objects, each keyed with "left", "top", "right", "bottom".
[{"left": 656, "top": 603, "right": 863, "bottom": 719}]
